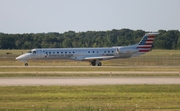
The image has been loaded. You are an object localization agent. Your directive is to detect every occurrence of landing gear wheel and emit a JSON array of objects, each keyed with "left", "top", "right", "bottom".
[
  {"left": 25, "top": 63, "right": 28, "bottom": 66},
  {"left": 91, "top": 61, "right": 96, "bottom": 66},
  {"left": 98, "top": 62, "right": 102, "bottom": 66},
  {"left": 91, "top": 61, "right": 102, "bottom": 66}
]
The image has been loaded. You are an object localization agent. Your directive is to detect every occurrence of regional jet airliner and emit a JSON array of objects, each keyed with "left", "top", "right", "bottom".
[{"left": 16, "top": 33, "right": 159, "bottom": 66}]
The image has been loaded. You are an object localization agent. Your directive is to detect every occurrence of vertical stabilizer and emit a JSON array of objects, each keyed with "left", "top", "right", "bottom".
[{"left": 137, "top": 33, "right": 159, "bottom": 52}]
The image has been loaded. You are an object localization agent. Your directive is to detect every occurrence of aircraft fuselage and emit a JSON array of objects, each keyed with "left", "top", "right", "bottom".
[{"left": 16, "top": 33, "right": 159, "bottom": 66}]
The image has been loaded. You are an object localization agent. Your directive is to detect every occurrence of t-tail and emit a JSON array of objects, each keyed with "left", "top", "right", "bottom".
[{"left": 137, "top": 32, "right": 159, "bottom": 53}]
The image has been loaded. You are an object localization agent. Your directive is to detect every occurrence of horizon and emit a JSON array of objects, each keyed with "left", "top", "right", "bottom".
[{"left": 0, "top": 28, "right": 176, "bottom": 34}]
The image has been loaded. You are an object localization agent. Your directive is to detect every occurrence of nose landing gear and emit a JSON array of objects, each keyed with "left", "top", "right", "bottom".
[{"left": 25, "top": 63, "right": 28, "bottom": 66}]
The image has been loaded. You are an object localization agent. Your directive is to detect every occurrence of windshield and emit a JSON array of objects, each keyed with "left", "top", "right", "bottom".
[
  {"left": 28, "top": 51, "right": 32, "bottom": 53},
  {"left": 28, "top": 50, "right": 36, "bottom": 54}
]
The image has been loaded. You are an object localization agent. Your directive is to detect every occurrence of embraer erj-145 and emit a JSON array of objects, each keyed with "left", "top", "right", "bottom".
[{"left": 16, "top": 33, "right": 159, "bottom": 66}]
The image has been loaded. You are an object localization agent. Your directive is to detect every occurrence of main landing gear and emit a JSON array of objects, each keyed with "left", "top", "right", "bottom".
[{"left": 91, "top": 60, "right": 102, "bottom": 66}]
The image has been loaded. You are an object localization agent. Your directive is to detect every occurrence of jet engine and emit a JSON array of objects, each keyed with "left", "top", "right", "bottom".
[{"left": 116, "top": 47, "right": 138, "bottom": 54}]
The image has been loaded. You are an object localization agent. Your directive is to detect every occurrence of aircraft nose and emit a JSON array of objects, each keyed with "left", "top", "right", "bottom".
[
  {"left": 16, "top": 56, "right": 20, "bottom": 60},
  {"left": 15, "top": 53, "right": 30, "bottom": 62},
  {"left": 15, "top": 54, "right": 25, "bottom": 60},
  {"left": 15, "top": 56, "right": 21, "bottom": 60}
]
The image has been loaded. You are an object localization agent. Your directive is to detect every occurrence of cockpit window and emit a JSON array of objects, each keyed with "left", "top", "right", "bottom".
[
  {"left": 33, "top": 51, "right": 36, "bottom": 54},
  {"left": 28, "top": 51, "right": 32, "bottom": 53}
]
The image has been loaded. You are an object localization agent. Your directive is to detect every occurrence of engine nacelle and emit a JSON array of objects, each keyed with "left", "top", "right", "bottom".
[{"left": 116, "top": 47, "right": 138, "bottom": 54}]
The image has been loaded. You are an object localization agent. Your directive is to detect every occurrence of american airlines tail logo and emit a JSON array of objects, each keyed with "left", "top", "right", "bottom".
[{"left": 137, "top": 33, "right": 157, "bottom": 52}]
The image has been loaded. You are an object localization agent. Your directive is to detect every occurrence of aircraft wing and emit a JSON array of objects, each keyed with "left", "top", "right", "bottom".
[{"left": 83, "top": 56, "right": 115, "bottom": 61}]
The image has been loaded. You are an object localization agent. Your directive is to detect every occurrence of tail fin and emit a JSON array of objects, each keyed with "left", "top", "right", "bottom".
[{"left": 137, "top": 33, "right": 159, "bottom": 52}]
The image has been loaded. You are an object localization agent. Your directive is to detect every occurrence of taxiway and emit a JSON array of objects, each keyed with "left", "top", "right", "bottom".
[{"left": 0, "top": 77, "right": 179, "bottom": 86}]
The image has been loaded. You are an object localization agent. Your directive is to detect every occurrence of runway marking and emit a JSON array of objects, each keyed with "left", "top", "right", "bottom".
[{"left": 0, "top": 77, "right": 180, "bottom": 86}]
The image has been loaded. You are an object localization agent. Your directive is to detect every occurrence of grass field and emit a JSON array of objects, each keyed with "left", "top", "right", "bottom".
[
  {"left": 0, "top": 49, "right": 180, "bottom": 66},
  {"left": 0, "top": 66, "right": 180, "bottom": 77},
  {"left": 0, "top": 85, "right": 180, "bottom": 111}
]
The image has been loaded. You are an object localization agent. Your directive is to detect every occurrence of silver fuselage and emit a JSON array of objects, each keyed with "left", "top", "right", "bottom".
[
  {"left": 16, "top": 33, "right": 159, "bottom": 66},
  {"left": 16, "top": 45, "right": 143, "bottom": 62}
]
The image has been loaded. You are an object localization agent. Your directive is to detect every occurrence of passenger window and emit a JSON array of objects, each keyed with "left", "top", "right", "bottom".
[
  {"left": 46, "top": 52, "right": 48, "bottom": 54},
  {"left": 104, "top": 51, "right": 106, "bottom": 53},
  {"left": 49, "top": 52, "right": 51, "bottom": 54},
  {"left": 108, "top": 51, "right": 110, "bottom": 53},
  {"left": 112, "top": 51, "right": 114, "bottom": 53},
  {"left": 33, "top": 51, "right": 36, "bottom": 54},
  {"left": 88, "top": 51, "right": 90, "bottom": 53}
]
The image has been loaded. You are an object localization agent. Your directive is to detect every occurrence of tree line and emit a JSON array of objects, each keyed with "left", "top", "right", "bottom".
[{"left": 0, "top": 29, "right": 180, "bottom": 49}]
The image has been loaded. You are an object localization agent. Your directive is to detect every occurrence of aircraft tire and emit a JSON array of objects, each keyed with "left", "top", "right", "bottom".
[
  {"left": 91, "top": 62, "right": 96, "bottom": 66},
  {"left": 25, "top": 63, "right": 28, "bottom": 66},
  {"left": 91, "top": 61, "right": 102, "bottom": 66},
  {"left": 98, "top": 62, "right": 102, "bottom": 66}
]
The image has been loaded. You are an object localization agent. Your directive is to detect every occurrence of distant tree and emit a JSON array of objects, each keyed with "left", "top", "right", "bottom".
[
  {"left": 0, "top": 34, "right": 16, "bottom": 49},
  {"left": 0, "top": 29, "right": 179, "bottom": 50},
  {"left": 63, "top": 39, "right": 72, "bottom": 48}
]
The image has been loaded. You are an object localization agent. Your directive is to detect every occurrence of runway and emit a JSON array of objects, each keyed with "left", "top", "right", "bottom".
[
  {"left": 0, "top": 77, "right": 180, "bottom": 86},
  {"left": 0, "top": 66, "right": 180, "bottom": 86}
]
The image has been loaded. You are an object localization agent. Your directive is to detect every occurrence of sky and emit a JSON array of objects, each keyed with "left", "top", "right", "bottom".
[{"left": 0, "top": 0, "right": 180, "bottom": 34}]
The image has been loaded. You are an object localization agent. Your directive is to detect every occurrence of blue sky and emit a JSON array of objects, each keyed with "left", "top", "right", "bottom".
[{"left": 0, "top": 0, "right": 180, "bottom": 34}]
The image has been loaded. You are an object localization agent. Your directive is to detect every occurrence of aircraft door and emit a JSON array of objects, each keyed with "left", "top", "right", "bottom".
[
  {"left": 31, "top": 50, "right": 37, "bottom": 59},
  {"left": 31, "top": 49, "right": 42, "bottom": 59}
]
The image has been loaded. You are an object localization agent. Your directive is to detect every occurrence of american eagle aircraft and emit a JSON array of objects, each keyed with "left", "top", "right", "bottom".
[{"left": 16, "top": 33, "right": 159, "bottom": 66}]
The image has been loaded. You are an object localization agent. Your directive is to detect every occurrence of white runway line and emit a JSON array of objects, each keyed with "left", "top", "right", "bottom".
[{"left": 0, "top": 77, "right": 180, "bottom": 86}]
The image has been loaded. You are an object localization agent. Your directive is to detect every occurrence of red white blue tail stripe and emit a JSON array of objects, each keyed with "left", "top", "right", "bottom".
[{"left": 137, "top": 33, "right": 159, "bottom": 52}]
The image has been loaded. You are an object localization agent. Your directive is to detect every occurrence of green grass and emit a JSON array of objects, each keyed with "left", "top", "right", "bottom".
[
  {"left": 0, "top": 73, "right": 179, "bottom": 77},
  {"left": 0, "top": 85, "right": 180, "bottom": 111},
  {"left": 0, "top": 66, "right": 180, "bottom": 72},
  {"left": 0, "top": 66, "right": 180, "bottom": 77}
]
